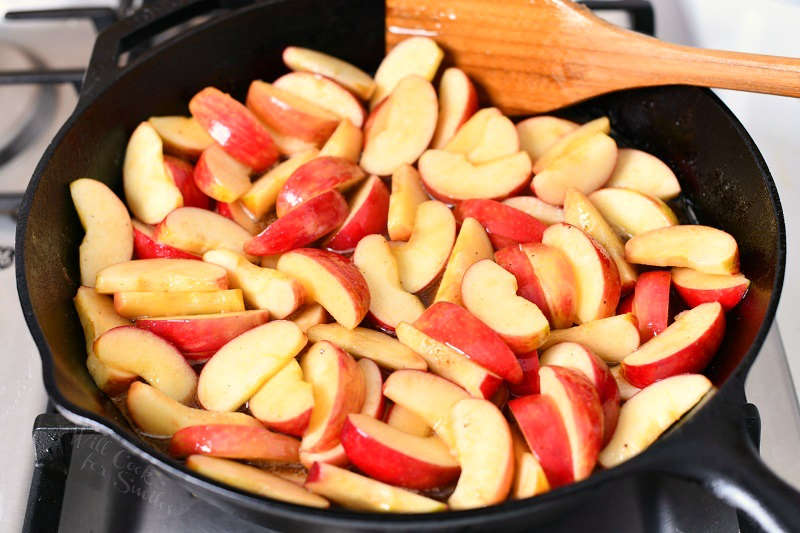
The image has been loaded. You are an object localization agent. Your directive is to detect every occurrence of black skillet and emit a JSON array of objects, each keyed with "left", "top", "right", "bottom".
[{"left": 14, "top": 0, "right": 798, "bottom": 530}]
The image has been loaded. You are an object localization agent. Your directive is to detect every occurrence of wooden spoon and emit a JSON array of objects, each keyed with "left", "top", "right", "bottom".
[{"left": 386, "top": 0, "right": 800, "bottom": 114}]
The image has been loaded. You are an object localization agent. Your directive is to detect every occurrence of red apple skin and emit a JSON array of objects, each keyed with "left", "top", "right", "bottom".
[
  {"left": 455, "top": 199, "right": 547, "bottom": 250},
  {"left": 133, "top": 222, "right": 201, "bottom": 260},
  {"left": 414, "top": 302, "right": 523, "bottom": 383},
  {"left": 276, "top": 156, "right": 366, "bottom": 217},
  {"left": 509, "top": 394, "right": 574, "bottom": 488},
  {"left": 509, "top": 350, "right": 540, "bottom": 397},
  {"left": 189, "top": 87, "right": 278, "bottom": 172},
  {"left": 325, "top": 178, "right": 390, "bottom": 253},
  {"left": 494, "top": 245, "right": 551, "bottom": 320},
  {"left": 164, "top": 155, "right": 212, "bottom": 210},
  {"left": 134, "top": 310, "right": 269, "bottom": 360},
  {"left": 617, "top": 293, "right": 634, "bottom": 314},
  {"left": 169, "top": 424, "right": 300, "bottom": 461},
  {"left": 339, "top": 416, "right": 460, "bottom": 489},
  {"left": 269, "top": 409, "right": 313, "bottom": 438},
  {"left": 672, "top": 273, "right": 749, "bottom": 311},
  {"left": 633, "top": 270, "right": 671, "bottom": 342},
  {"left": 244, "top": 190, "right": 348, "bottom": 255}
]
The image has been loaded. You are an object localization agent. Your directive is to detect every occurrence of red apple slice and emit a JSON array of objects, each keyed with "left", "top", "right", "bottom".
[
  {"left": 275, "top": 156, "right": 366, "bottom": 217},
  {"left": 198, "top": 320, "right": 307, "bottom": 411},
  {"left": 502, "top": 196, "right": 564, "bottom": 225},
  {"left": 434, "top": 217, "right": 494, "bottom": 306},
  {"left": 516, "top": 116, "right": 579, "bottom": 164},
  {"left": 240, "top": 149, "right": 318, "bottom": 219},
  {"left": 385, "top": 404, "right": 432, "bottom": 437},
  {"left": 588, "top": 188, "right": 678, "bottom": 238},
  {"left": 95, "top": 258, "right": 227, "bottom": 294},
  {"left": 625, "top": 225, "right": 739, "bottom": 275},
  {"left": 617, "top": 293, "right": 634, "bottom": 314},
  {"left": 387, "top": 164, "right": 429, "bottom": 242},
  {"left": 148, "top": 116, "right": 214, "bottom": 159},
  {"left": 123, "top": 122, "right": 183, "bottom": 224},
  {"left": 319, "top": 119, "right": 363, "bottom": 162},
  {"left": 288, "top": 303, "right": 329, "bottom": 332},
  {"left": 622, "top": 302, "right": 725, "bottom": 388},
  {"left": 283, "top": 46, "right": 375, "bottom": 100},
  {"left": 277, "top": 248, "right": 370, "bottom": 329},
  {"left": 299, "top": 445, "right": 349, "bottom": 470},
  {"left": 599, "top": 374, "right": 712, "bottom": 468},
  {"left": 431, "top": 67, "right": 478, "bottom": 149},
  {"left": 509, "top": 350, "right": 540, "bottom": 397},
  {"left": 533, "top": 117, "right": 611, "bottom": 173},
  {"left": 542, "top": 223, "right": 621, "bottom": 323},
  {"left": 192, "top": 144, "right": 251, "bottom": 203},
  {"left": 170, "top": 424, "right": 299, "bottom": 461},
  {"left": 443, "top": 107, "right": 518, "bottom": 164},
  {"left": 358, "top": 358, "right": 385, "bottom": 419},
  {"left": 215, "top": 201, "right": 268, "bottom": 236},
  {"left": 133, "top": 220, "right": 200, "bottom": 260},
  {"left": 306, "top": 323, "right": 426, "bottom": 370},
  {"left": 274, "top": 72, "right": 365, "bottom": 128},
  {"left": 632, "top": 270, "right": 671, "bottom": 341},
  {"left": 249, "top": 359, "right": 313, "bottom": 437},
  {"left": 262, "top": 122, "right": 319, "bottom": 156},
  {"left": 163, "top": 155, "right": 212, "bottom": 210},
  {"left": 324, "top": 176, "right": 390, "bottom": 253},
  {"left": 189, "top": 87, "right": 278, "bottom": 172},
  {"left": 540, "top": 313, "right": 640, "bottom": 363},
  {"left": 370, "top": 36, "right": 443, "bottom": 108},
  {"left": 155, "top": 207, "right": 254, "bottom": 259},
  {"left": 671, "top": 267, "right": 750, "bottom": 311},
  {"left": 114, "top": 289, "right": 244, "bottom": 319},
  {"left": 353, "top": 234, "right": 424, "bottom": 332},
  {"left": 606, "top": 148, "right": 681, "bottom": 200},
  {"left": 610, "top": 365, "right": 641, "bottom": 401},
  {"left": 511, "top": 426, "right": 551, "bottom": 499},
  {"left": 455, "top": 199, "right": 547, "bottom": 249},
  {"left": 244, "top": 189, "right": 348, "bottom": 255}
]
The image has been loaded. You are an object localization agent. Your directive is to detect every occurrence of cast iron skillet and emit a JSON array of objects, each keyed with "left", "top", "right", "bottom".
[{"left": 14, "top": 0, "right": 799, "bottom": 530}]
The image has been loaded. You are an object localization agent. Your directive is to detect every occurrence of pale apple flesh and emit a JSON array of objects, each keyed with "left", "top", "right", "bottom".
[
  {"left": 154, "top": 206, "right": 255, "bottom": 260},
  {"left": 287, "top": 304, "right": 330, "bottom": 333},
  {"left": 516, "top": 116, "right": 578, "bottom": 164},
  {"left": 606, "top": 148, "right": 681, "bottom": 200},
  {"left": 539, "top": 313, "right": 640, "bottom": 363},
  {"left": 148, "top": 116, "right": 214, "bottom": 159},
  {"left": 502, "top": 195, "right": 564, "bottom": 226},
  {"left": 433, "top": 217, "right": 494, "bottom": 306},
  {"left": 274, "top": 71, "right": 365, "bottom": 128},
  {"left": 358, "top": 357, "right": 385, "bottom": 420},
  {"left": 443, "top": 107, "right": 519, "bottom": 164},
  {"left": 240, "top": 149, "right": 318, "bottom": 219},
  {"left": 431, "top": 67, "right": 478, "bottom": 149},
  {"left": 610, "top": 365, "right": 641, "bottom": 401},
  {"left": 533, "top": 117, "right": 611, "bottom": 174},
  {"left": 511, "top": 427, "right": 551, "bottom": 499},
  {"left": 385, "top": 404, "right": 433, "bottom": 437},
  {"left": 307, "top": 323, "right": 426, "bottom": 370},
  {"left": 625, "top": 225, "right": 740, "bottom": 275},
  {"left": 370, "top": 36, "right": 443, "bottom": 108},
  {"left": 387, "top": 164, "right": 429, "bottom": 242},
  {"left": 671, "top": 267, "right": 750, "bottom": 311},
  {"left": 588, "top": 187, "right": 678, "bottom": 238},
  {"left": 113, "top": 289, "right": 245, "bottom": 319},
  {"left": 192, "top": 144, "right": 252, "bottom": 203},
  {"left": 132, "top": 220, "right": 201, "bottom": 260},
  {"left": 248, "top": 359, "right": 313, "bottom": 437},
  {"left": 95, "top": 258, "right": 228, "bottom": 294},
  {"left": 282, "top": 46, "right": 376, "bottom": 101},
  {"left": 320, "top": 119, "right": 363, "bottom": 162}
]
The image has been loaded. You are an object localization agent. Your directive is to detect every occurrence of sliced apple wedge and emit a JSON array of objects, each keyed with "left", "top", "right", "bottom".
[
  {"left": 448, "top": 398, "right": 513, "bottom": 509},
  {"left": 502, "top": 196, "right": 564, "bottom": 225},
  {"left": 599, "top": 374, "right": 712, "bottom": 468},
  {"left": 192, "top": 144, "right": 251, "bottom": 203},
  {"left": 358, "top": 358, "right": 385, "bottom": 419},
  {"left": 305, "top": 462, "right": 445, "bottom": 512},
  {"left": 387, "top": 164, "right": 429, "bottom": 241},
  {"left": 320, "top": 119, "right": 363, "bottom": 162},
  {"left": 462, "top": 259, "right": 549, "bottom": 353},
  {"left": 511, "top": 426, "right": 550, "bottom": 499},
  {"left": 516, "top": 116, "right": 578, "bottom": 164},
  {"left": 361, "top": 75, "right": 438, "bottom": 176},
  {"left": 533, "top": 117, "right": 611, "bottom": 173},
  {"left": 198, "top": 320, "right": 307, "bottom": 411},
  {"left": 385, "top": 404, "right": 432, "bottom": 437},
  {"left": 370, "top": 36, "right": 443, "bottom": 108},
  {"left": 114, "top": 289, "right": 244, "bottom": 319},
  {"left": 444, "top": 108, "right": 518, "bottom": 164},
  {"left": 249, "top": 359, "right": 313, "bottom": 437},
  {"left": 70, "top": 178, "right": 133, "bottom": 287},
  {"left": 353, "top": 234, "right": 424, "bottom": 332},
  {"left": 133, "top": 220, "right": 200, "bottom": 260},
  {"left": 390, "top": 200, "right": 455, "bottom": 293},
  {"left": 277, "top": 248, "right": 370, "bottom": 329},
  {"left": 325, "top": 176, "right": 390, "bottom": 253},
  {"left": 262, "top": 122, "right": 319, "bottom": 156},
  {"left": 240, "top": 149, "right": 318, "bottom": 219},
  {"left": 123, "top": 122, "right": 183, "bottom": 224},
  {"left": 340, "top": 413, "right": 459, "bottom": 489},
  {"left": 203, "top": 249, "right": 304, "bottom": 318},
  {"left": 275, "top": 156, "right": 366, "bottom": 217},
  {"left": 632, "top": 270, "right": 671, "bottom": 342},
  {"left": 187, "top": 455, "right": 328, "bottom": 508},
  {"left": 274, "top": 72, "right": 365, "bottom": 128},
  {"left": 300, "top": 341, "right": 365, "bottom": 453},
  {"left": 418, "top": 150, "right": 532, "bottom": 202},
  {"left": 283, "top": 46, "right": 375, "bottom": 100},
  {"left": 610, "top": 365, "right": 641, "bottom": 401},
  {"left": 134, "top": 310, "right": 269, "bottom": 360},
  {"left": 163, "top": 156, "right": 212, "bottom": 210},
  {"left": 148, "top": 115, "right": 213, "bottom": 159},
  {"left": 622, "top": 302, "right": 725, "bottom": 388},
  {"left": 288, "top": 303, "right": 329, "bottom": 332},
  {"left": 588, "top": 187, "right": 678, "bottom": 238},
  {"left": 625, "top": 225, "right": 739, "bottom": 275},
  {"left": 606, "top": 148, "right": 681, "bottom": 200},
  {"left": 455, "top": 199, "right": 547, "bottom": 250},
  {"left": 306, "top": 323, "right": 426, "bottom": 370},
  {"left": 155, "top": 207, "right": 254, "bottom": 259},
  {"left": 672, "top": 267, "right": 750, "bottom": 310},
  {"left": 509, "top": 350, "right": 540, "bottom": 397},
  {"left": 95, "top": 259, "right": 228, "bottom": 294},
  {"left": 299, "top": 445, "right": 349, "bottom": 470},
  {"left": 215, "top": 201, "right": 268, "bottom": 236},
  {"left": 170, "top": 424, "right": 299, "bottom": 462},
  {"left": 539, "top": 313, "right": 640, "bottom": 363},
  {"left": 431, "top": 67, "right": 478, "bottom": 149},
  {"left": 617, "top": 293, "right": 634, "bottom": 314},
  {"left": 434, "top": 218, "right": 494, "bottom": 306}
]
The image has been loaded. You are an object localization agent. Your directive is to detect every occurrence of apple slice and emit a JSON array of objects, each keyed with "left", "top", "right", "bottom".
[
  {"left": 564, "top": 188, "right": 638, "bottom": 292},
  {"left": 443, "top": 107, "right": 518, "bottom": 164},
  {"left": 385, "top": 404, "right": 432, "bottom": 437},
  {"left": 202, "top": 249, "right": 304, "bottom": 318},
  {"left": 189, "top": 87, "right": 278, "bottom": 172},
  {"left": 114, "top": 289, "right": 244, "bottom": 319},
  {"left": 148, "top": 116, "right": 214, "bottom": 159},
  {"left": 215, "top": 201, "right": 268, "bottom": 236},
  {"left": 533, "top": 117, "right": 611, "bottom": 173},
  {"left": 353, "top": 234, "right": 424, "bottom": 332},
  {"left": 543, "top": 223, "right": 621, "bottom": 323},
  {"left": 358, "top": 358, "right": 385, "bottom": 419},
  {"left": 300, "top": 341, "right": 365, "bottom": 453},
  {"left": 610, "top": 365, "right": 641, "bottom": 401},
  {"left": 283, "top": 46, "right": 375, "bottom": 101},
  {"left": 155, "top": 207, "right": 254, "bottom": 259},
  {"left": 516, "top": 116, "right": 579, "bottom": 164},
  {"left": 540, "top": 342, "right": 620, "bottom": 445},
  {"left": 390, "top": 200, "right": 455, "bottom": 293},
  {"left": 277, "top": 248, "right": 370, "bottom": 329},
  {"left": 606, "top": 148, "right": 681, "bottom": 200},
  {"left": 540, "top": 313, "right": 640, "bottom": 363},
  {"left": 325, "top": 176, "right": 389, "bottom": 253},
  {"left": 622, "top": 302, "right": 725, "bottom": 388},
  {"left": 240, "top": 149, "right": 318, "bottom": 219},
  {"left": 599, "top": 374, "right": 712, "bottom": 468},
  {"left": 434, "top": 218, "right": 494, "bottom": 306},
  {"left": 307, "top": 323, "right": 426, "bottom": 370},
  {"left": 319, "top": 119, "right": 363, "bottom": 162},
  {"left": 511, "top": 427, "right": 550, "bottom": 499},
  {"left": 340, "top": 413, "right": 460, "bottom": 489},
  {"left": 305, "top": 462, "right": 445, "bottom": 512},
  {"left": 431, "top": 67, "right": 478, "bottom": 148},
  {"left": 134, "top": 310, "right": 268, "bottom": 360},
  {"left": 192, "top": 144, "right": 251, "bottom": 203},
  {"left": 288, "top": 303, "right": 329, "bottom": 332},
  {"left": 133, "top": 220, "right": 200, "bottom": 260},
  {"left": 163, "top": 155, "right": 212, "bottom": 210},
  {"left": 632, "top": 270, "right": 671, "bottom": 342},
  {"left": 448, "top": 398, "right": 513, "bottom": 509},
  {"left": 123, "top": 122, "right": 183, "bottom": 224},
  {"left": 617, "top": 293, "right": 634, "bottom": 314},
  {"left": 262, "top": 122, "right": 319, "bottom": 156},
  {"left": 462, "top": 259, "right": 549, "bottom": 353},
  {"left": 275, "top": 156, "right": 366, "bottom": 217},
  {"left": 70, "top": 178, "right": 133, "bottom": 287},
  {"left": 299, "top": 446, "right": 349, "bottom": 470},
  {"left": 397, "top": 321, "right": 503, "bottom": 398},
  {"left": 274, "top": 72, "right": 365, "bottom": 128},
  {"left": 672, "top": 267, "right": 750, "bottom": 311},
  {"left": 95, "top": 258, "right": 227, "bottom": 293},
  {"left": 418, "top": 150, "right": 532, "bottom": 202},
  {"left": 625, "top": 225, "right": 739, "bottom": 275},
  {"left": 455, "top": 199, "right": 547, "bottom": 250},
  {"left": 198, "top": 320, "right": 307, "bottom": 411},
  {"left": 94, "top": 326, "right": 196, "bottom": 403},
  {"left": 170, "top": 424, "right": 299, "bottom": 461},
  {"left": 187, "top": 455, "right": 328, "bottom": 508},
  {"left": 588, "top": 188, "right": 678, "bottom": 238},
  {"left": 245, "top": 189, "right": 348, "bottom": 255},
  {"left": 249, "top": 359, "right": 313, "bottom": 437},
  {"left": 370, "top": 36, "right": 443, "bottom": 108},
  {"left": 387, "top": 164, "right": 429, "bottom": 241},
  {"left": 502, "top": 196, "right": 564, "bottom": 225},
  {"left": 509, "top": 350, "right": 540, "bottom": 397}
]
